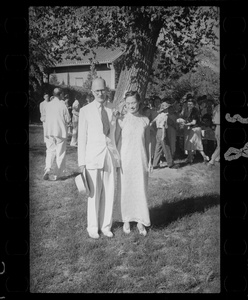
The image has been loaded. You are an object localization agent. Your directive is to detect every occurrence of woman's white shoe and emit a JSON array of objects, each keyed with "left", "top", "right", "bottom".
[
  {"left": 123, "top": 222, "right": 131, "bottom": 234},
  {"left": 137, "top": 223, "right": 147, "bottom": 236}
]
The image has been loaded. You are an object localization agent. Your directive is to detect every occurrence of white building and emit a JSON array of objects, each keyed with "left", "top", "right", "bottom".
[{"left": 48, "top": 47, "right": 123, "bottom": 91}]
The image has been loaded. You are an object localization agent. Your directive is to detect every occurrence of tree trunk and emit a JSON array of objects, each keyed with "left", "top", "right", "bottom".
[{"left": 113, "top": 25, "right": 162, "bottom": 110}]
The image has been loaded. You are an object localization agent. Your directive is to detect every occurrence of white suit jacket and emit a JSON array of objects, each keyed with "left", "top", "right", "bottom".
[
  {"left": 44, "top": 97, "right": 71, "bottom": 139},
  {"left": 78, "top": 100, "right": 120, "bottom": 169},
  {"left": 39, "top": 100, "right": 48, "bottom": 123}
]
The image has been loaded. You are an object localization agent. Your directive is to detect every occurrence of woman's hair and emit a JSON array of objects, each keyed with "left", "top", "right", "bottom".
[{"left": 124, "top": 91, "right": 141, "bottom": 102}]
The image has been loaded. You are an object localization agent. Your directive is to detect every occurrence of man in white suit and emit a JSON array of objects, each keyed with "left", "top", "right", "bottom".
[
  {"left": 78, "top": 78, "right": 120, "bottom": 239},
  {"left": 43, "top": 88, "right": 71, "bottom": 180}
]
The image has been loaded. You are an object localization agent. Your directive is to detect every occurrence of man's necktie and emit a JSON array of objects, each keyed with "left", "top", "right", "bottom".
[{"left": 101, "top": 104, "right": 110, "bottom": 136}]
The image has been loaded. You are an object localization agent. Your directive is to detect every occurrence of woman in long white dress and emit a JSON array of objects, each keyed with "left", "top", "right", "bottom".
[{"left": 115, "top": 91, "right": 152, "bottom": 236}]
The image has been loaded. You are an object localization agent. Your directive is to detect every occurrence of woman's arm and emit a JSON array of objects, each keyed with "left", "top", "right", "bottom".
[{"left": 145, "top": 124, "right": 152, "bottom": 172}]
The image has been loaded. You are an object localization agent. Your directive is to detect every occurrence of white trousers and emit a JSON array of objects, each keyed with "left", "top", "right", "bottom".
[
  {"left": 86, "top": 151, "right": 116, "bottom": 234},
  {"left": 44, "top": 136, "right": 67, "bottom": 177}
]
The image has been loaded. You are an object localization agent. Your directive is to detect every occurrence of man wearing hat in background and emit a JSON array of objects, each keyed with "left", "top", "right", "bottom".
[{"left": 151, "top": 101, "right": 179, "bottom": 169}]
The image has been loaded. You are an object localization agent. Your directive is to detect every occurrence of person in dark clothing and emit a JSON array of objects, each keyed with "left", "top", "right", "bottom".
[{"left": 179, "top": 95, "right": 209, "bottom": 164}]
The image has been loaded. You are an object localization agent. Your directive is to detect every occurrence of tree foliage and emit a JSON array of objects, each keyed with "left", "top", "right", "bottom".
[
  {"left": 29, "top": 6, "right": 219, "bottom": 107},
  {"left": 146, "top": 44, "right": 220, "bottom": 102},
  {"left": 82, "top": 60, "right": 98, "bottom": 94}
]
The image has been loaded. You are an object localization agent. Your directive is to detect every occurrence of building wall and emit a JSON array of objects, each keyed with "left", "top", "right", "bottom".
[
  {"left": 49, "top": 63, "right": 116, "bottom": 89},
  {"left": 97, "top": 70, "right": 113, "bottom": 89}
]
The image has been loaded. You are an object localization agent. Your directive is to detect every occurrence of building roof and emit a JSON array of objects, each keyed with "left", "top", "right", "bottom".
[{"left": 56, "top": 47, "right": 123, "bottom": 67}]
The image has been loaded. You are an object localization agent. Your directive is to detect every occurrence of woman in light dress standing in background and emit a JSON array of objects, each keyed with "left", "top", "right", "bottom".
[
  {"left": 70, "top": 97, "right": 80, "bottom": 147},
  {"left": 115, "top": 91, "right": 152, "bottom": 236}
]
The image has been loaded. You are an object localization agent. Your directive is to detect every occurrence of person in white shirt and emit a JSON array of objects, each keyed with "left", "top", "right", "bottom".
[
  {"left": 151, "top": 102, "right": 179, "bottom": 169},
  {"left": 43, "top": 88, "right": 71, "bottom": 180},
  {"left": 39, "top": 93, "right": 50, "bottom": 142},
  {"left": 208, "top": 103, "right": 220, "bottom": 166},
  {"left": 78, "top": 78, "right": 120, "bottom": 239}
]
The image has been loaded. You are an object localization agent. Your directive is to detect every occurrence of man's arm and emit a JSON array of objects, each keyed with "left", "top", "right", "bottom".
[{"left": 40, "top": 102, "right": 46, "bottom": 122}]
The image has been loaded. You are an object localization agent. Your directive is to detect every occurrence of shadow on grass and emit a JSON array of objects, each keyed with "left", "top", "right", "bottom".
[
  {"left": 150, "top": 194, "right": 220, "bottom": 229},
  {"left": 29, "top": 146, "right": 46, "bottom": 156},
  {"left": 112, "top": 194, "right": 219, "bottom": 231}
]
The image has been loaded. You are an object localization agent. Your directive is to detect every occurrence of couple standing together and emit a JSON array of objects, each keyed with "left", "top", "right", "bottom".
[{"left": 78, "top": 78, "right": 152, "bottom": 239}]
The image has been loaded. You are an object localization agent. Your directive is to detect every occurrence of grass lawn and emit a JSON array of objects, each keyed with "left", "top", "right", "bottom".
[{"left": 29, "top": 125, "right": 220, "bottom": 293}]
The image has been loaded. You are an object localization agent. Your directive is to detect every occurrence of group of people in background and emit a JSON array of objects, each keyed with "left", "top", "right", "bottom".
[
  {"left": 140, "top": 93, "right": 220, "bottom": 168},
  {"left": 38, "top": 79, "right": 220, "bottom": 239}
]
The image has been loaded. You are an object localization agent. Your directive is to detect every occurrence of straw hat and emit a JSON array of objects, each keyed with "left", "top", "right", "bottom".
[
  {"left": 158, "top": 102, "right": 171, "bottom": 113},
  {"left": 75, "top": 169, "right": 90, "bottom": 196}
]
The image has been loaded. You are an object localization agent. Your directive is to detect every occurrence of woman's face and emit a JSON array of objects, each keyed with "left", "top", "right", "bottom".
[{"left": 125, "top": 96, "right": 140, "bottom": 114}]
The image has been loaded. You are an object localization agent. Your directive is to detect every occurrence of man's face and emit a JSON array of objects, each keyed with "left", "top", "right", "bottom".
[
  {"left": 92, "top": 79, "right": 106, "bottom": 103},
  {"left": 44, "top": 95, "right": 49, "bottom": 101}
]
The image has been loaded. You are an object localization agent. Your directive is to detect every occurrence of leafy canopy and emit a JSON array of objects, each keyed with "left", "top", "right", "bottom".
[{"left": 29, "top": 6, "right": 219, "bottom": 96}]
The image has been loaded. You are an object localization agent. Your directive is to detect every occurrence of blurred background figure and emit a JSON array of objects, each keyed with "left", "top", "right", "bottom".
[
  {"left": 64, "top": 94, "right": 73, "bottom": 136},
  {"left": 208, "top": 103, "right": 220, "bottom": 167},
  {"left": 167, "top": 102, "right": 178, "bottom": 159},
  {"left": 43, "top": 88, "right": 71, "bottom": 180},
  {"left": 70, "top": 96, "right": 81, "bottom": 147},
  {"left": 39, "top": 92, "right": 50, "bottom": 142},
  {"left": 179, "top": 94, "right": 209, "bottom": 164},
  {"left": 150, "top": 96, "right": 161, "bottom": 164},
  {"left": 151, "top": 102, "right": 179, "bottom": 169}
]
